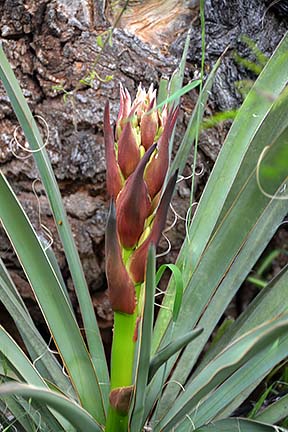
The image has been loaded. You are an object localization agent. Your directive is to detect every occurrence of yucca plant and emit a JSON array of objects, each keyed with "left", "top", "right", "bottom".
[{"left": 0, "top": 26, "right": 288, "bottom": 432}]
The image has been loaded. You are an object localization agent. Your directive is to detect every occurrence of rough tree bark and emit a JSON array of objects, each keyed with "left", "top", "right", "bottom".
[{"left": 0, "top": 0, "right": 287, "bottom": 346}]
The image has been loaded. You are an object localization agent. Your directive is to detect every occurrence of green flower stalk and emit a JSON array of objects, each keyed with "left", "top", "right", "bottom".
[{"left": 104, "top": 84, "right": 178, "bottom": 431}]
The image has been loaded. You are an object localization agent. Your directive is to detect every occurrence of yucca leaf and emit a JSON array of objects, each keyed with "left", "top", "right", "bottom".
[
  {"left": 0, "top": 394, "right": 66, "bottom": 432},
  {"left": 179, "top": 32, "right": 288, "bottom": 279},
  {"left": 154, "top": 33, "right": 288, "bottom": 352},
  {"left": 0, "top": 269, "right": 73, "bottom": 394},
  {"left": 153, "top": 168, "right": 288, "bottom": 421},
  {"left": 169, "top": 51, "right": 220, "bottom": 178},
  {"left": 214, "top": 86, "right": 288, "bottom": 233},
  {"left": 176, "top": 328, "right": 288, "bottom": 427},
  {"left": 147, "top": 125, "right": 288, "bottom": 422},
  {"left": 0, "top": 376, "right": 67, "bottom": 431},
  {"left": 0, "top": 325, "right": 48, "bottom": 388},
  {"left": 0, "top": 45, "right": 109, "bottom": 404},
  {"left": 0, "top": 172, "right": 105, "bottom": 423},
  {"left": 255, "top": 392, "right": 288, "bottom": 424},
  {"left": 200, "top": 264, "right": 288, "bottom": 371},
  {"left": 185, "top": 268, "right": 288, "bottom": 420},
  {"left": 192, "top": 418, "right": 285, "bottom": 432},
  {"left": 0, "top": 255, "right": 76, "bottom": 395},
  {"left": 148, "top": 35, "right": 288, "bottom": 419},
  {"left": 162, "top": 120, "right": 288, "bottom": 383},
  {"left": 0, "top": 396, "right": 40, "bottom": 432},
  {"left": 0, "top": 383, "right": 102, "bottom": 432},
  {"left": 45, "top": 246, "right": 74, "bottom": 311},
  {"left": 157, "top": 77, "right": 169, "bottom": 106},
  {"left": 0, "top": 257, "right": 30, "bottom": 317},
  {"left": 168, "top": 28, "right": 192, "bottom": 108},
  {"left": 153, "top": 79, "right": 201, "bottom": 114},
  {"left": 130, "top": 246, "right": 156, "bottom": 432},
  {"left": 0, "top": 332, "right": 77, "bottom": 430},
  {"left": 154, "top": 29, "right": 197, "bottom": 116},
  {"left": 154, "top": 316, "right": 288, "bottom": 431},
  {"left": 148, "top": 328, "right": 203, "bottom": 383},
  {"left": 156, "top": 263, "right": 183, "bottom": 323},
  {"left": 154, "top": 33, "right": 288, "bottom": 353}
]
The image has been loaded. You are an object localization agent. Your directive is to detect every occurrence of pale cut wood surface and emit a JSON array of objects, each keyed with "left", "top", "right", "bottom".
[{"left": 110, "top": 0, "right": 199, "bottom": 46}]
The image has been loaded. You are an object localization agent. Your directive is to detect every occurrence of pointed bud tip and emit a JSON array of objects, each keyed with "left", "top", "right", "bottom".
[
  {"left": 105, "top": 200, "right": 136, "bottom": 313},
  {"left": 128, "top": 170, "right": 178, "bottom": 284},
  {"left": 104, "top": 102, "right": 123, "bottom": 199},
  {"left": 116, "top": 143, "right": 156, "bottom": 248}
]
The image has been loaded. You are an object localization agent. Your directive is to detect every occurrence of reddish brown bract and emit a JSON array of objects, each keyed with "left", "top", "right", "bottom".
[
  {"left": 116, "top": 144, "right": 156, "bottom": 249},
  {"left": 104, "top": 102, "right": 123, "bottom": 200},
  {"left": 105, "top": 202, "right": 136, "bottom": 314},
  {"left": 128, "top": 171, "right": 178, "bottom": 283}
]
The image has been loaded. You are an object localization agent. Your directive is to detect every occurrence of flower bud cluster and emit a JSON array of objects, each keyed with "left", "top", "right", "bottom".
[{"left": 105, "top": 84, "right": 178, "bottom": 314}]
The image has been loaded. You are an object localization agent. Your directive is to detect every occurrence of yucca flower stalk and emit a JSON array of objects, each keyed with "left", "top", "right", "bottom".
[{"left": 104, "top": 84, "right": 179, "bottom": 431}]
